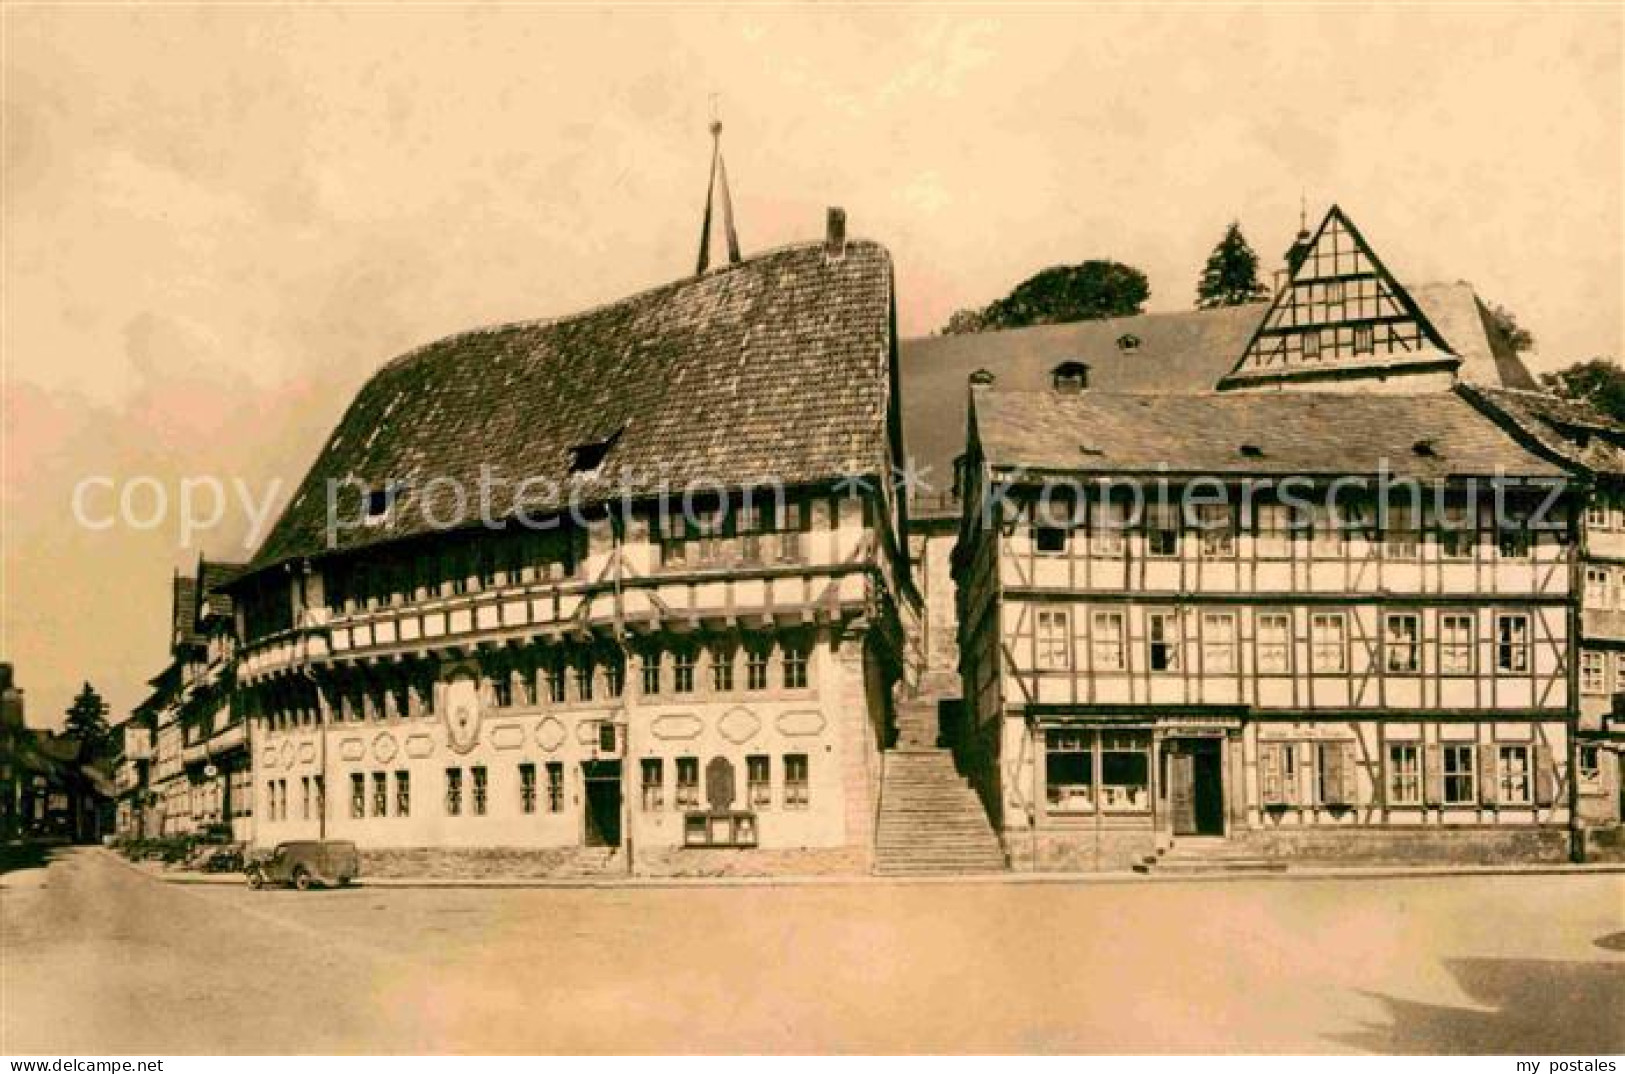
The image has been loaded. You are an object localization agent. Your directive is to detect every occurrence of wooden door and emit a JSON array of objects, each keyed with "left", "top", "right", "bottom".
[{"left": 1169, "top": 746, "right": 1197, "bottom": 835}]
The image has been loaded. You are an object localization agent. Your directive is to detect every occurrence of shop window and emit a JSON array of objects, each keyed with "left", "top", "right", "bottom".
[
  {"left": 783, "top": 753, "right": 809, "bottom": 809},
  {"left": 1256, "top": 612, "right": 1292, "bottom": 674},
  {"left": 546, "top": 763, "right": 564, "bottom": 813},
  {"left": 676, "top": 757, "right": 700, "bottom": 808},
  {"left": 1497, "top": 745, "right": 1532, "bottom": 804},
  {"left": 641, "top": 759, "right": 664, "bottom": 811},
  {"left": 1440, "top": 614, "right": 1475, "bottom": 674},
  {"left": 1147, "top": 611, "right": 1181, "bottom": 672},
  {"left": 1495, "top": 614, "right": 1530, "bottom": 673},
  {"left": 745, "top": 755, "right": 770, "bottom": 807},
  {"left": 1385, "top": 614, "right": 1420, "bottom": 673},
  {"left": 1387, "top": 744, "right": 1421, "bottom": 806},
  {"left": 350, "top": 773, "right": 365, "bottom": 820},
  {"left": 372, "top": 772, "right": 388, "bottom": 817},
  {"left": 1201, "top": 612, "right": 1237, "bottom": 674},
  {"left": 1442, "top": 745, "right": 1476, "bottom": 805},
  {"left": 1045, "top": 729, "right": 1093, "bottom": 813},
  {"left": 1311, "top": 612, "right": 1347, "bottom": 673},
  {"left": 395, "top": 771, "right": 410, "bottom": 817},
  {"left": 445, "top": 768, "right": 463, "bottom": 816},
  {"left": 1035, "top": 610, "right": 1071, "bottom": 670},
  {"left": 1100, "top": 732, "right": 1151, "bottom": 812},
  {"left": 1090, "top": 611, "right": 1126, "bottom": 672},
  {"left": 519, "top": 763, "right": 538, "bottom": 814},
  {"left": 783, "top": 640, "right": 810, "bottom": 689},
  {"left": 471, "top": 766, "right": 488, "bottom": 816}
]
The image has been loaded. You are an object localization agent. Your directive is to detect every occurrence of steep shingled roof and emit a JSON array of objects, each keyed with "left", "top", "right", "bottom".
[
  {"left": 197, "top": 560, "right": 247, "bottom": 620},
  {"left": 247, "top": 240, "right": 895, "bottom": 571},
  {"left": 171, "top": 576, "right": 201, "bottom": 651},
  {"left": 1460, "top": 385, "right": 1625, "bottom": 477},
  {"left": 970, "top": 388, "right": 1566, "bottom": 480},
  {"left": 898, "top": 281, "right": 1538, "bottom": 500}
]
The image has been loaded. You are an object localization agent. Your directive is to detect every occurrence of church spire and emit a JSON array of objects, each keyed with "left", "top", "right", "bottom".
[{"left": 695, "top": 99, "right": 742, "bottom": 275}]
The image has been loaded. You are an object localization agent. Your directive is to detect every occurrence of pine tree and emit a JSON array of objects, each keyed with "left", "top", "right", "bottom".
[
  {"left": 1195, "top": 221, "right": 1270, "bottom": 309},
  {"left": 63, "top": 682, "right": 111, "bottom": 761}
]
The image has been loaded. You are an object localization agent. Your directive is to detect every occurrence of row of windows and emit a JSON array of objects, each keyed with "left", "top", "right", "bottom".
[
  {"left": 257, "top": 640, "right": 816, "bottom": 731},
  {"left": 637, "top": 754, "right": 810, "bottom": 811},
  {"left": 1262, "top": 741, "right": 1551, "bottom": 809},
  {"left": 1027, "top": 502, "right": 1545, "bottom": 561},
  {"left": 1583, "top": 565, "right": 1625, "bottom": 610},
  {"left": 1578, "top": 649, "right": 1625, "bottom": 696},
  {"left": 1031, "top": 608, "right": 1537, "bottom": 676},
  {"left": 443, "top": 765, "right": 566, "bottom": 817}
]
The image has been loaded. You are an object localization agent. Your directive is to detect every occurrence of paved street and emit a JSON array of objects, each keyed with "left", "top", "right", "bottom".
[{"left": 2, "top": 848, "right": 1621, "bottom": 1054}]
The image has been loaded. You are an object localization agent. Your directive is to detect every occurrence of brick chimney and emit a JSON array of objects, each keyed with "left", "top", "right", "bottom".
[{"left": 825, "top": 207, "right": 847, "bottom": 258}]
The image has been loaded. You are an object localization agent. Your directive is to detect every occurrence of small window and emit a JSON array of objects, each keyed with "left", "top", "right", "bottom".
[
  {"left": 1495, "top": 614, "right": 1530, "bottom": 673},
  {"left": 1034, "top": 525, "right": 1068, "bottom": 554},
  {"left": 1301, "top": 328, "right": 1322, "bottom": 361},
  {"left": 1198, "top": 503, "right": 1235, "bottom": 558},
  {"left": 445, "top": 768, "right": 463, "bottom": 816},
  {"left": 1146, "top": 506, "right": 1179, "bottom": 558},
  {"left": 1440, "top": 613, "right": 1475, "bottom": 674},
  {"left": 1497, "top": 745, "right": 1532, "bottom": 805},
  {"left": 745, "top": 644, "right": 769, "bottom": 691},
  {"left": 1387, "top": 744, "right": 1421, "bottom": 806},
  {"left": 1147, "top": 611, "right": 1181, "bottom": 672},
  {"left": 604, "top": 653, "right": 625, "bottom": 699},
  {"left": 364, "top": 480, "right": 408, "bottom": 523},
  {"left": 1036, "top": 610, "right": 1071, "bottom": 670},
  {"left": 1201, "top": 612, "right": 1237, "bottom": 674},
  {"left": 1311, "top": 612, "right": 1347, "bottom": 673},
  {"left": 1256, "top": 612, "right": 1292, "bottom": 674},
  {"left": 783, "top": 754, "right": 809, "bottom": 809},
  {"left": 350, "top": 773, "right": 365, "bottom": 820},
  {"left": 471, "top": 766, "right": 488, "bottom": 816},
  {"left": 519, "top": 763, "right": 537, "bottom": 814},
  {"left": 747, "top": 755, "right": 771, "bottom": 807},
  {"left": 710, "top": 645, "right": 734, "bottom": 692},
  {"left": 641, "top": 652, "right": 662, "bottom": 696},
  {"left": 673, "top": 649, "right": 696, "bottom": 694},
  {"left": 546, "top": 763, "right": 564, "bottom": 813},
  {"left": 1353, "top": 325, "right": 1374, "bottom": 355},
  {"left": 641, "top": 758, "right": 664, "bottom": 811},
  {"left": 1443, "top": 745, "right": 1476, "bottom": 805},
  {"left": 1385, "top": 614, "right": 1420, "bottom": 673},
  {"left": 675, "top": 758, "right": 700, "bottom": 808},
  {"left": 1582, "top": 650, "right": 1607, "bottom": 695},
  {"left": 1116, "top": 334, "right": 1140, "bottom": 353},
  {"left": 1090, "top": 611, "right": 1126, "bottom": 672},
  {"left": 395, "top": 771, "right": 410, "bottom": 817},
  {"left": 490, "top": 673, "right": 513, "bottom": 709},
  {"left": 1051, "top": 361, "right": 1091, "bottom": 393},
  {"left": 782, "top": 640, "right": 810, "bottom": 689},
  {"left": 372, "top": 772, "right": 388, "bottom": 817},
  {"left": 574, "top": 657, "right": 594, "bottom": 702},
  {"left": 1579, "top": 745, "right": 1602, "bottom": 790}
]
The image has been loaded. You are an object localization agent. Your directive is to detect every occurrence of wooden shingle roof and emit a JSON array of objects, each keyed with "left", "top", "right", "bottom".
[
  {"left": 1460, "top": 385, "right": 1625, "bottom": 477},
  {"left": 971, "top": 388, "right": 1567, "bottom": 480},
  {"left": 248, "top": 240, "right": 896, "bottom": 571}
]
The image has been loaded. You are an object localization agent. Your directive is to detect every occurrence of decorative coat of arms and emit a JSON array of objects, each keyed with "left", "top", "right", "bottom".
[{"left": 442, "top": 672, "right": 482, "bottom": 754}]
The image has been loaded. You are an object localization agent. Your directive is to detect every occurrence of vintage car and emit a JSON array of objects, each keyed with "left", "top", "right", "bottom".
[{"left": 246, "top": 840, "right": 360, "bottom": 890}]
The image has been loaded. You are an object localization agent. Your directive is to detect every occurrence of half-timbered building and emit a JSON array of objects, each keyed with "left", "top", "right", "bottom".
[
  {"left": 954, "top": 384, "right": 1578, "bottom": 870},
  {"left": 227, "top": 207, "right": 918, "bottom": 876}
]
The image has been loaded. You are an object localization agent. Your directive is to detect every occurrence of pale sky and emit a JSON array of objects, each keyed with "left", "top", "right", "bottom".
[{"left": 4, "top": 5, "right": 1622, "bottom": 728}]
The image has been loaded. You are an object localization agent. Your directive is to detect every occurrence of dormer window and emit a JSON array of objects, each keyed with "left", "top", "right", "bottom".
[
  {"left": 1116, "top": 334, "right": 1140, "bottom": 353},
  {"left": 1052, "top": 361, "right": 1090, "bottom": 394},
  {"left": 364, "top": 481, "right": 408, "bottom": 525},
  {"left": 1240, "top": 444, "right": 1264, "bottom": 459},
  {"left": 1412, "top": 438, "right": 1438, "bottom": 458},
  {"left": 568, "top": 427, "right": 624, "bottom": 480}
]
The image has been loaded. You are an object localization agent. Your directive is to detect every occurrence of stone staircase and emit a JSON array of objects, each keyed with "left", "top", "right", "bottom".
[
  {"left": 874, "top": 695, "right": 1006, "bottom": 875},
  {"left": 1132, "top": 837, "right": 1287, "bottom": 876}
]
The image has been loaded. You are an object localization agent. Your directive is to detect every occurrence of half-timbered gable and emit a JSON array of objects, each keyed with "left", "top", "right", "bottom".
[
  {"left": 227, "top": 213, "right": 918, "bottom": 876},
  {"left": 957, "top": 381, "right": 1579, "bottom": 870}
]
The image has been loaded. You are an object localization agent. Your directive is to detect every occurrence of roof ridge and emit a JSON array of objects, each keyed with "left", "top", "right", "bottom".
[{"left": 376, "top": 238, "right": 884, "bottom": 378}]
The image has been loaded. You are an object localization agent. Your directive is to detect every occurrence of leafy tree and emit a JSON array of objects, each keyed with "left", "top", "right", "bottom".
[
  {"left": 1541, "top": 359, "right": 1625, "bottom": 424},
  {"left": 63, "top": 682, "right": 111, "bottom": 761},
  {"left": 1195, "top": 221, "right": 1270, "bottom": 309},
  {"left": 1486, "top": 303, "right": 1534, "bottom": 354},
  {"left": 940, "top": 260, "right": 1150, "bottom": 335}
]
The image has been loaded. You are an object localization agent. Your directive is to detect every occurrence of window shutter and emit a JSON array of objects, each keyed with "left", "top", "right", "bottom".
[
  {"left": 1534, "top": 743, "right": 1556, "bottom": 807},
  {"left": 1424, "top": 743, "right": 1443, "bottom": 807},
  {"left": 1341, "top": 742, "right": 1359, "bottom": 806},
  {"left": 1479, "top": 743, "right": 1499, "bottom": 806},
  {"left": 1319, "top": 743, "right": 1342, "bottom": 806},
  {"left": 1261, "top": 744, "right": 1283, "bottom": 805},
  {"left": 1292, "top": 742, "right": 1312, "bottom": 805}
]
